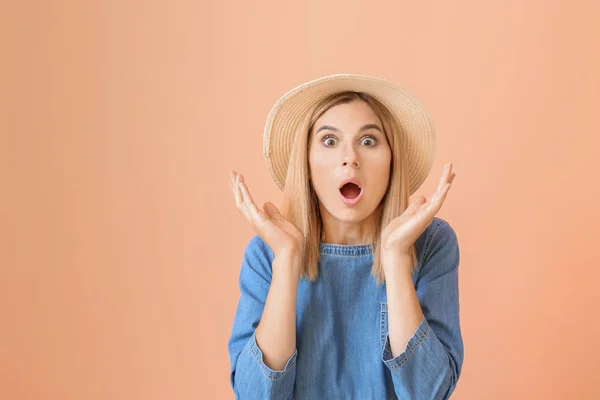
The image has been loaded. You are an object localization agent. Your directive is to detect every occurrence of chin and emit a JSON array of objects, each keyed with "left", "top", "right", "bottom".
[{"left": 332, "top": 208, "right": 369, "bottom": 222}]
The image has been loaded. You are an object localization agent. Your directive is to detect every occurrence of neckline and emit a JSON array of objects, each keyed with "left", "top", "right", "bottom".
[{"left": 319, "top": 242, "right": 374, "bottom": 256}]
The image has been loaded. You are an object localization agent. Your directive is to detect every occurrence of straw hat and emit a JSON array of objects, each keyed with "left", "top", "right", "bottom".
[{"left": 263, "top": 73, "right": 436, "bottom": 196}]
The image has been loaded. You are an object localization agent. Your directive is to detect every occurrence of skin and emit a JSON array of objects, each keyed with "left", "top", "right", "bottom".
[
  {"left": 308, "top": 100, "right": 392, "bottom": 245},
  {"left": 229, "top": 172, "right": 303, "bottom": 371},
  {"left": 228, "top": 99, "right": 457, "bottom": 365},
  {"left": 381, "top": 162, "right": 456, "bottom": 358},
  {"left": 306, "top": 99, "right": 457, "bottom": 358}
]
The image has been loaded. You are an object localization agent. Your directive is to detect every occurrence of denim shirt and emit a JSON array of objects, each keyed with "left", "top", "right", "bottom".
[{"left": 227, "top": 217, "right": 464, "bottom": 400}]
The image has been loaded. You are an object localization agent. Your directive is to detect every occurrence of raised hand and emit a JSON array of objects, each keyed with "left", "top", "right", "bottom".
[
  {"left": 229, "top": 171, "right": 304, "bottom": 261},
  {"left": 381, "top": 163, "right": 456, "bottom": 260}
]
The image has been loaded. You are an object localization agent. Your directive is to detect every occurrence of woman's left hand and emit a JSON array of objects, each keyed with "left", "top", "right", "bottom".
[{"left": 381, "top": 163, "right": 456, "bottom": 261}]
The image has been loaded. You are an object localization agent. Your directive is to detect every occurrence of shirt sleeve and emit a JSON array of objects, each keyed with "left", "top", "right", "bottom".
[
  {"left": 227, "top": 235, "right": 298, "bottom": 400},
  {"left": 381, "top": 219, "right": 465, "bottom": 400}
]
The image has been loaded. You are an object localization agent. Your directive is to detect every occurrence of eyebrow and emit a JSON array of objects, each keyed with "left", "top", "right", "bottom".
[{"left": 315, "top": 123, "right": 383, "bottom": 135}]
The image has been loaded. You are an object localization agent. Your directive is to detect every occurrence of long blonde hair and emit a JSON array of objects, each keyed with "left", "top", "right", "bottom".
[{"left": 279, "top": 91, "right": 418, "bottom": 285}]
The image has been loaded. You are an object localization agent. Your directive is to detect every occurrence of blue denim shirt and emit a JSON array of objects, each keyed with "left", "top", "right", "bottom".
[{"left": 228, "top": 217, "right": 464, "bottom": 399}]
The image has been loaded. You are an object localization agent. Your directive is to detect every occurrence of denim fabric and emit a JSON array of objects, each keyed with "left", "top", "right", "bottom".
[{"left": 228, "top": 217, "right": 464, "bottom": 400}]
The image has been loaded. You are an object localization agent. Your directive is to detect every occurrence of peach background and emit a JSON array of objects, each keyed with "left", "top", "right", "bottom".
[{"left": 2, "top": 1, "right": 600, "bottom": 399}]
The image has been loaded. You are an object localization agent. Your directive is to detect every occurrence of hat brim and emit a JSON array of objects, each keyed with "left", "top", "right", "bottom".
[{"left": 263, "top": 73, "right": 436, "bottom": 195}]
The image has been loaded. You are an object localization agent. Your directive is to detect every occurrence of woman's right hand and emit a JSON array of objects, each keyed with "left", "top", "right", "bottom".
[{"left": 229, "top": 171, "right": 304, "bottom": 264}]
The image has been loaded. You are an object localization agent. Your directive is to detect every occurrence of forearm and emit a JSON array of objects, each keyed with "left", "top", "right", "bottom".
[
  {"left": 383, "top": 255, "right": 424, "bottom": 358},
  {"left": 255, "top": 253, "right": 301, "bottom": 371}
]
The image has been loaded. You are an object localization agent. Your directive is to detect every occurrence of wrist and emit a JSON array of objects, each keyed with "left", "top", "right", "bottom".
[
  {"left": 382, "top": 252, "right": 412, "bottom": 276},
  {"left": 382, "top": 251, "right": 411, "bottom": 264},
  {"left": 273, "top": 252, "right": 303, "bottom": 279}
]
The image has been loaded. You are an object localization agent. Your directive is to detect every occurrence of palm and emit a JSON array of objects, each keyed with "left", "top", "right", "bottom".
[
  {"left": 229, "top": 171, "right": 303, "bottom": 256},
  {"left": 382, "top": 203, "right": 430, "bottom": 252},
  {"left": 261, "top": 203, "right": 304, "bottom": 252},
  {"left": 382, "top": 164, "right": 456, "bottom": 255}
]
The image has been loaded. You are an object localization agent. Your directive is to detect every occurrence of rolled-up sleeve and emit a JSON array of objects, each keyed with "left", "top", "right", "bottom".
[
  {"left": 381, "top": 220, "right": 464, "bottom": 400},
  {"left": 227, "top": 235, "right": 297, "bottom": 399}
]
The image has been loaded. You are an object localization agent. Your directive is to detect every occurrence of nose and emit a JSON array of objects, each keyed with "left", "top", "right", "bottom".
[
  {"left": 342, "top": 146, "right": 359, "bottom": 168},
  {"left": 343, "top": 159, "right": 358, "bottom": 168}
]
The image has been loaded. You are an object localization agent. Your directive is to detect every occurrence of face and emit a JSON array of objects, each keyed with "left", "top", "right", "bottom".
[{"left": 308, "top": 100, "right": 392, "bottom": 237}]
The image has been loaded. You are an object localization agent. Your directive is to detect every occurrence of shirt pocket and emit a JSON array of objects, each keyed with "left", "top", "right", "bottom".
[{"left": 380, "top": 302, "right": 388, "bottom": 348}]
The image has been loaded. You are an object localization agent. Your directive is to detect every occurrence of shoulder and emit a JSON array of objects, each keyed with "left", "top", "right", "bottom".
[
  {"left": 240, "top": 234, "right": 275, "bottom": 277},
  {"left": 416, "top": 217, "right": 460, "bottom": 275},
  {"left": 245, "top": 234, "right": 275, "bottom": 260},
  {"left": 427, "top": 217, "right": 458, "bottom": 247}
]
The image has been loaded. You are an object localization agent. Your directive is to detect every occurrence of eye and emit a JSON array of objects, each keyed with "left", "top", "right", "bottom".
[
  {"left": 321, "top": 135, "right": 378, "bottom": 148},
  {"left": 361, "top": 136, "right": 377, "bottom": 146},
  {"left": 323, "top": 135, "right": 337, "bottom": 147}
]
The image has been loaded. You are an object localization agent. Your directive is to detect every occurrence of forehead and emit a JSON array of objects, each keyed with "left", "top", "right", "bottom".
[{"left": 313, "top": 101, "right": 382, "bottom": 133}]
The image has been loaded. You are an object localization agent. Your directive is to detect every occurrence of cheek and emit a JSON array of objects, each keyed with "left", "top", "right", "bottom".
[
  {"left": 309, "top": 151, "right": 337, "bottom": 177},
  {"left": 367, "top": 153, "right": 391, "bottom": 193},
  {"left": 365, "top": 150, "right": 391, "bottom": 171}
]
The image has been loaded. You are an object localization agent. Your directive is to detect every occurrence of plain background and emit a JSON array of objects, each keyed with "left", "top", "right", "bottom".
[{"left": 2, "top": 1, "right": 600, "bottom": 399}]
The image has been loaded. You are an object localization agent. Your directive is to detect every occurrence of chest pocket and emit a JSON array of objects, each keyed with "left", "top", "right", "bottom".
[{"left": 380, "top": 302, "right": 388, "bottom": 348}]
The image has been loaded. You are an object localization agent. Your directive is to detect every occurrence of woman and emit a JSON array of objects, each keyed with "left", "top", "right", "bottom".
[{"left": 227, "top": 74, "right": 463, "bottom": 400}]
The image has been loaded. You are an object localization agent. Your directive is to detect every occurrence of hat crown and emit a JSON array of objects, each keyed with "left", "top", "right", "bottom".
[{"left": 264, "top": 74, "right": 436, "bottom": 195}]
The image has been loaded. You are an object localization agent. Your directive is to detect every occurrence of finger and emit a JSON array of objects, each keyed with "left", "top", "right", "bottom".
[
  {"left": 231, "top": 172, "right": 240, "bottom": 201},
  {"left": 229, "top": 171, "right": 240, "bottom": 190},
  {"left": 402, "top": 196, "right": 426, "bottom": 217},
  {"left": 427, "top": 183, "right": 451, "bottom": 214},
  {"left": 264, "top": 202, "right": 284, "bottom": 221},
  {"left": 229, "top": 171, "right": 236, "bottom": 192},
  {"left": 237, "top": 180, "right": 283, "bottom": 236},
  {"left": 239, "top": 179, "right": 269, "bottom": 224},
  {"left": 431, "top": 165, "right": 454, "bottom": 205},
  {"left": 436, "top": 163, "right": 452, "bottom": 193},
  {"left": 234, "top": 174, "right": 251, "bottom": 221}
]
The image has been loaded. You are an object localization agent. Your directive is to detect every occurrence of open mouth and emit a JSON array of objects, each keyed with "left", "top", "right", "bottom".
[{"left": 340, "top": 182, "right": 362, "bottom": 199}]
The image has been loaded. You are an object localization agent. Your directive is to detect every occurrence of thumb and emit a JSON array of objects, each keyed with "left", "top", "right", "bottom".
[
  {"left": 264, "top": 202, "right": 284, "bottom": 220},
  {"left": 403, "top": 195, "right": 426, "bottom": 216}
]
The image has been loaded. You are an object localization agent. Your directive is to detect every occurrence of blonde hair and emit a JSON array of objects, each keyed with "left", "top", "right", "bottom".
[{"left": 279, "top": 91, "right": 418, "bottom": 285}]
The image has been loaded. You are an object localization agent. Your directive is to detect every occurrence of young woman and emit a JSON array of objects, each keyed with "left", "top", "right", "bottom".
[{"left": 227, "top": 74, "right": 463, "bottom": 400}]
